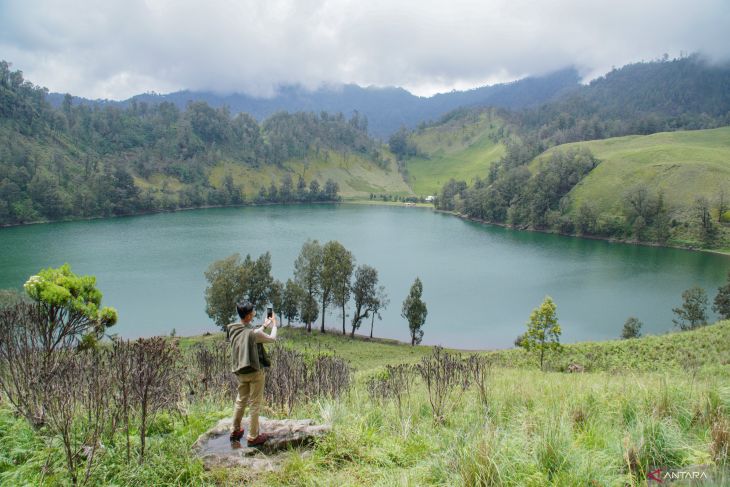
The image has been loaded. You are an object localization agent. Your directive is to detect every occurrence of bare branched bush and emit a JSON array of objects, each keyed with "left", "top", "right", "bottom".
[
  {"left": 416, "top": 346, "right": 471, "bottom": 424},
  {"left": 129, "top": 337, "right": 183, "bottom": 464},
  {"left": 188, "top": 342, "right": 237, "bottom": 402},
  {"left": 265, "top": 346, "right": 308, "bottom": 414},
  {"left": 466, "top": 354, "right": 492, "bottom": 411},
  {"left": 712, "top": 415, "right": 730, "bottom": 465},
  {"left": 310, "top": 352, "right": 352, "bottom": 400},
  {"left": 366, "top": 364, "right": 415, "bottom": 422},
  {"left": 109, "top": 339, "right": 134, "bottom": 463},
  {"left": 264, "top": 344, "right": 351, "bottom": 414},
  {"left": 44, "top": 349, "right": 113, "bottom": 486},
  {"left": 0, "top": 302, "right": 59, "bottom": 425}
]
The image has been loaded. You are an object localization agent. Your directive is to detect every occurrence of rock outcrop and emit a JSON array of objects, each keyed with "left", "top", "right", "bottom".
[{"left": 192, "top": 417, "right": 330, "bottom": 472}]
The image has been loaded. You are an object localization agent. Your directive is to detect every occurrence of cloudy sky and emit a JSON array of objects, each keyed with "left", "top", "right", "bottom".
[{"left": 1, "top": 0, "right": 729, "bottom": 100}]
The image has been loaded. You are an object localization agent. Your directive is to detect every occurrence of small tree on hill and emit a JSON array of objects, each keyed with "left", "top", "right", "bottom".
[
  {"left": 269, "top": 279, "right": 284, "bottom": 324},
  {"left": 621, "top": 317, "right": 643, "bottom": 339},
  {"left": 282, "top": 279, "right": 303, "bottom": 326},
  {"left": 294, "top": 240, "right": 323, "bottom": 332},
  {"left": 350, "top": 265, "right": 378, "bottom": 337},
  {"left": 694, "top": 197, "right": 718, "bottom": 246},
  {"left": 23, "top": 263, "right": 118, "bottom": 351},
  {"left": 369, "top": 285, "right": 389, "bottom": 339},
  {"left": 320, "top": 241, "right": 354, "bottom": 333},
  {"left": 518, "top": 296, "right": 562, "bottom": 371},
  {"left": 204, "top": 252, "right": 273, "bottom": 330},
  {"left": 300, "top": 294, "right": 319, "bottom": 328},
  {"left": 672, "top": 286, "right": 708, "bottom": 330},
  {"left": 713, "top": 270, "right": 730, "bottom": 320},
  {"left": 402, "top": 277, "right": 427, "bottom": 346}
]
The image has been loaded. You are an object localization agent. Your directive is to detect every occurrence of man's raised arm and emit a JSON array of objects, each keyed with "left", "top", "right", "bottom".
[{"left": 253, "top": 316, "right": 278, "bottom": 343}]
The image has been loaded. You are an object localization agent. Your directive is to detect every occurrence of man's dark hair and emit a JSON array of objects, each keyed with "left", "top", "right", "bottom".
[{"left": 237, "top": 301, "right": 254, "bottom": 319}]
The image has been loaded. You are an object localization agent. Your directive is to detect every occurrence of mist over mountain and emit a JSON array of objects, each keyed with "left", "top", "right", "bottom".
[{"left": 46, "top": 68, "right": 581, "bottom": 139}]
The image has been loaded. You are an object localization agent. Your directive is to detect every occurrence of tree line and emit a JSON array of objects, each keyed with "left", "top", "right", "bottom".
[
  {"left": 0, "top": 61, "right": 387, "bottom": 225},
  {"left": 436, "top": 144, "right": 600, "bottom": 228},
  {"left": 204, "top": 240, "right": 428, "bottom": 345},
  {"left": 511, "top": 54, "right": 730, "bottom": 148}
]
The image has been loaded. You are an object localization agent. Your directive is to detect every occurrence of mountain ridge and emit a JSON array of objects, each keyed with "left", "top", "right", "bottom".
[{"left": 45, "top": 68, "right": 581, "bottom": 139}]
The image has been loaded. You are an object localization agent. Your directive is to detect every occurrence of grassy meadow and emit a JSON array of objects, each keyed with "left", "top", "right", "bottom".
[
  {"left": 532, "top": 127, "right": 730, "bottom": 247},
  {"left": 542, "top": 126, "right": 730, "bottom": 209},
  {"left": 404, "top": 110, "right": 506, "bottom": 196},
  {"left": 2, "top": 322, "right": 729, "bottom": 486},
  {"left": 209, "top": 149, "right": 413, "bottom": 200}
]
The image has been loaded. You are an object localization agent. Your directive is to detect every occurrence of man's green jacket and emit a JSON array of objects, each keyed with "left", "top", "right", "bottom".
[{"left": 227, "top": 322, "right": 261, "bottom": 374}]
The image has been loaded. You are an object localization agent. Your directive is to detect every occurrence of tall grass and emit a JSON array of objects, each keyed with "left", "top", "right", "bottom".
[{"left": 2, "top": 326, "right": 729, "bottom": 485}]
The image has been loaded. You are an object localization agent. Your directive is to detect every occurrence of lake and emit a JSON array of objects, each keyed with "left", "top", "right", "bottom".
[{"left": 0, "top": 204, "right": 727, "bottom": 349}]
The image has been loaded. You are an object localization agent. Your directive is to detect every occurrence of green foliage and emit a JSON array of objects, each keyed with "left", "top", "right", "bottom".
[
  {"left": 281, "top": 279, "right": 304, "bottom": 326},
  {"left": 203, "top": 252, "right": 273, "bottom": 330},
  {"left": 350, "top": 265, "right": 379, "bottom": 337},
  {"left": 515, "top": 55, "right": 730, "bottom": 147},
  {"left": 321, "top": 241, "right": 355, "bottom": 334},
  {"left": 300, "top": 294, "right": 319, "bottom": 327},
  {"left": 402, "top": 277, "right": 427, "bottom": 346},
  {"left": 437, "top": 146, "right": 597, "bottom": 231},
  {"left": 203, "top": 254, "right": 247, "bottom": 329},
  {"left": 673, "top": 286, "right": 709, "bottom": 331},
  {"left": 0, "top": 63, "right": 362, "bottom": 226},
  {"left": 519, "top": 296, "right": 562, "bottom": 371},
  {"left": 294, "top": 240, "right": 323, "bottom": 332},
  {"left": 23, "top": 264, "right": 117, "bottom": 346},
  {"left": 388, "top": 126, "right": 419, "bottom": 161},
  {"left": 436, "top": 125, "right": 730, "bottom": 250},
  {"left": 621, "top": 317, "right": 643, "bottom": 339},
  {"left": 713, "top": 271, "right": 730, "bottom": 320}
]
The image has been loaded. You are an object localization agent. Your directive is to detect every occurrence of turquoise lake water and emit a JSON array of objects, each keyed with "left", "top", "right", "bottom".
[{"left": 0, "top": 204, "right": 726, "bottom": 349}]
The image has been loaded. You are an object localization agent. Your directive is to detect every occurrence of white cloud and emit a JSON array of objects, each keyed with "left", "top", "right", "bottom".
[{"left": 0, "top": 0, "right": 728, "bottom": 99}]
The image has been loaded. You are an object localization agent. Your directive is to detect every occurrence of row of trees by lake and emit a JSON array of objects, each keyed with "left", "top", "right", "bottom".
[{"left": 203, "top": 240, "right": 429, "bottom": 345}]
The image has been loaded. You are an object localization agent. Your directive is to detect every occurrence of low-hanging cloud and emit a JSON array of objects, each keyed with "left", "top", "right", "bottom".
[{"left": 1, "top": 0, "right": 729, "bottom": 100}]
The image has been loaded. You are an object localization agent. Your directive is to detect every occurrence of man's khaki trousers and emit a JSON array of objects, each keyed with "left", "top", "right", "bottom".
[{"left": 233, "top": 370, "right": 265, "bottom": 440}]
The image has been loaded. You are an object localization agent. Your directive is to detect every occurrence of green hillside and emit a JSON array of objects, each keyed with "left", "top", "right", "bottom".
[
  {"left": 0, "top": 62, "right": 414, "bottom": 225},
  {"left": 538, "top": 127, "right": 730, "bottom": 247},
  {"left": 404, "top": 109, "right": 506, "bottom": 195},
  {"left": 538, "top": 127, "right": 730, "bottom": 209},
  {"left": 209, "top": 150, "right": 411, "bottom": 199}
]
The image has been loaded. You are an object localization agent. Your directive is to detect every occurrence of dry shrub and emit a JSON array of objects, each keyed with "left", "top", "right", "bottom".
[
  {"left": 712, "top": 416, "right": 730, "bottom": 465},
  {"left": 264, "top": 344, "right": 351, "bottom": 414},
  {"left": 366, "top": 364, "right": 415, "bottom": 421},
  {"left": 44, "top": 348, "right": 112, "bottom": 486},
  {"left": 0, "top": 303, "right": 59, "bottom": 425},
  {"left": 129, "top": 337, "right": 184, "bottom": 464},
  {"left": 416, "top": 346, "right": 471, "bottom": 424},
  {"left": 188, "top": 341, "right": 237, "bottom": 401},
  {"left": 466, "top": 354, "right": 492, "bottom": 411},
  {"left": 572, "top": 407, "right": 587, "bottom": 430}
]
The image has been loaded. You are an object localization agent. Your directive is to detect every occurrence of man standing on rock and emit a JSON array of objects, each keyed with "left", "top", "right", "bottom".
[{"left": 227, "top": 301, "right": 278, "bottom": 446}]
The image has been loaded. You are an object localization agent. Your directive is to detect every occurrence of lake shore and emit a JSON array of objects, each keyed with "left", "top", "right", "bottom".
[
  {"left": 432, "top": 207, "right": 730, "bottom": 257},
  {"left": 5, "top": 197, "right": 727, "bottom": 258}
]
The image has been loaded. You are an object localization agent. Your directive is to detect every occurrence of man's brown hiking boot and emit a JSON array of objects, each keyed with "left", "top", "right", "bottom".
[
  {"left": 229, "top": 428, "right": 244, "bottom": 442},
  {"left": 247, "top": 433, "right": 269, "bottom": 447}
]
